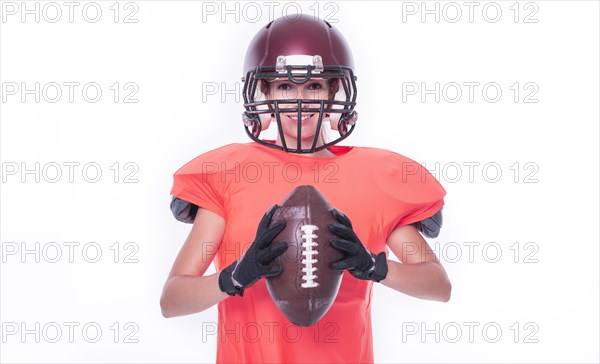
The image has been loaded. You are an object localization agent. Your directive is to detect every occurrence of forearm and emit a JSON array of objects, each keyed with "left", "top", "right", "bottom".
[
  {"left": 380, "top": 260, "right": 451, "bottom": 302},
  {"left": 160, "top": 272, "right": 229, "bottom": 318}
]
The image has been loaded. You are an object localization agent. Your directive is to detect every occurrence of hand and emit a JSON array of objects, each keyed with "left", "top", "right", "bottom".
[
  {"left": 327, "top": 208, "right": 388, "bottom": 282},
  {"left": 218, "top": 204, "right": 288, "bottom": 296}
]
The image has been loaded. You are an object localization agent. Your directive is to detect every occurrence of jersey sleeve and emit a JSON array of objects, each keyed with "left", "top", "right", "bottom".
[
  {"left": 394, "top": 158, "right": 445, "bottom": 230},
  {"left": 169, "top": 149, "right": 228, "bottom": 223},
  {"left": 375, "top": 151, "right": 446, "bottom": 236}
]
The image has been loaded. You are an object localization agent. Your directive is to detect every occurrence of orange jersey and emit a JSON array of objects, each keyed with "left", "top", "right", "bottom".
[{"left": 170, "top": 141, "right": 446, "bottom": 363}]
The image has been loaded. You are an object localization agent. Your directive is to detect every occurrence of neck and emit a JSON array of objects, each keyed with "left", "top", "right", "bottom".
[
  {"left": 297, "top": 149, "right": 337, "bottom": 158},
  {"left": 274, "top": 138, "right": 337, "bottom": 158}
]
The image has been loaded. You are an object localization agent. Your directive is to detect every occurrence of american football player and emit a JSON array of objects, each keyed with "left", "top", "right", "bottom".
[{"left": 161, "top": 14, "right": 451, "bottom": 363}]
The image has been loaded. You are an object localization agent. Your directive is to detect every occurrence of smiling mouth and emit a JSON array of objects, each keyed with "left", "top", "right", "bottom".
[{"left": 287, "top": 114, "right": 314, "bottom": 121}]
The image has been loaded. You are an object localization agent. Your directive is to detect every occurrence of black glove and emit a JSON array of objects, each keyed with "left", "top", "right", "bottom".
[
  {"left": 327, "top": 208, "right": 388, "bottom": 282},
  {"left": 218, "top": 204, "right": 288, "bottom": 297}
]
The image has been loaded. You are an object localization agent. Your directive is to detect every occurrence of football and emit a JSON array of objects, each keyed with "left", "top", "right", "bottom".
[{"left": 266, "top": 185, "right": 344, "bottom": 327}]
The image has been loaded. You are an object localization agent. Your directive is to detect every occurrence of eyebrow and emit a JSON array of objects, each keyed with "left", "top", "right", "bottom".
[{"left": 273, "top": 80, "right": 327, "bottom": 84}]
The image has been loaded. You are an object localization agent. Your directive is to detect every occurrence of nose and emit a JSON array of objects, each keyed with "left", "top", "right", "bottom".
[
  {"left": 300, "top": 99, "right": 319, "bottom": 112},
  {"left": 295, "top": 85, "right": 320, "bottom": 100},
  {"left": 295, "top": 87, "right": 308, "bottom": 100}
]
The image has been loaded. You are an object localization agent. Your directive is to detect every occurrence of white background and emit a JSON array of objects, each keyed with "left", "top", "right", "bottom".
[{"left": 1, "top": 1, "right": 599, "bottom": 363}]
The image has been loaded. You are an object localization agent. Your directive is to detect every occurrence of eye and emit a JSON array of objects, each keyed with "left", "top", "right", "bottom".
[
  {"left": 277, "top": 83, "right": 293, "bottom": 91},
  {"left": 307, "top": 82, "right": 324, "bottom": 91}
]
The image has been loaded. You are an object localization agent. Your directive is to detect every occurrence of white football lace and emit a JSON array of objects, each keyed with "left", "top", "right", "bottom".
[{"left": 300, "top": 225, "right": 319, "bottom": 288}]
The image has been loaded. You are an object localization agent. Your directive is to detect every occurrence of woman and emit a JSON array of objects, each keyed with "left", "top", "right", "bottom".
[{"left": 161, "top": 14, "right": 451, "bottom": 363}]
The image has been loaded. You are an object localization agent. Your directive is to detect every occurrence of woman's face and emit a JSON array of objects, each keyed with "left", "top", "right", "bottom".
[{"left": 264, "top": 78, "right": 331, "bottom": 149}]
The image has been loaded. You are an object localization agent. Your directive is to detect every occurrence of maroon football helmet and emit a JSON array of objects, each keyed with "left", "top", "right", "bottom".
[{"left": 242, "top": 14, "right": 358, "bottom": 154}]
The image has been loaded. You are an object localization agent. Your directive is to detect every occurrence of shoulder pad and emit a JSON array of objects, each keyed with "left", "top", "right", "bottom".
[
  {"left": 411, "top": 208, "right": 443, "bottom": 238},
  {"left": 170, "top": 196, "right": 198, "bottom": 224}
]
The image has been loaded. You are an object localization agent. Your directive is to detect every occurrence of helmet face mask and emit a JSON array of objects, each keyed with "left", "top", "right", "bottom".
[{"left": 241, "top": 16, "right": 358, "bottom": 154}]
